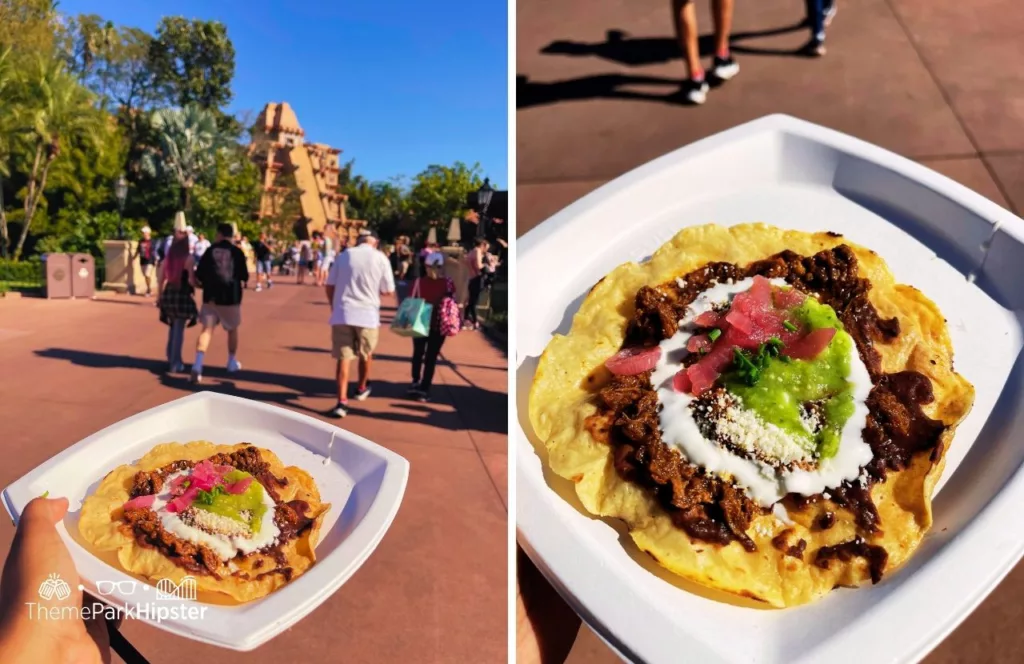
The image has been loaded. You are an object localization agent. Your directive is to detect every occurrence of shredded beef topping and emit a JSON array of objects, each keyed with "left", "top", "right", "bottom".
[
  {"left": 593, "top": 245, "right": 947, "bottom": 572},
  {"left": 814, "top": 536, "right": 889, "bottom": 583}
]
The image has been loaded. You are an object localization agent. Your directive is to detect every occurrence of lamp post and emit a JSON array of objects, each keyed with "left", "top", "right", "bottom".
[
  {"left": 475, "top": 178, "right": 494, "bottom": 242},
  {"left": 114, "top": 174, "right": 128, "bottom": 239}
]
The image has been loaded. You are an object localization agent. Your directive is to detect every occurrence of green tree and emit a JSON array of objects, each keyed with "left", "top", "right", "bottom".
[
  {"left": 190, "top": 147, "right": 260, "bottom": 237},
  {"left": 147, "top": 17, "right": 235, "bottom": 114},
  {"left": 0, "top": 0, "right": 60, "bottom": 56},
  {"left": 0, "top": 47, "right": 17, "bottom": 256},
  {"left": 405, "top": 161, "right": 483, "bottom": 235},
  {"left": 140, "top": 103, "right": 225, "bottom": 211},
  {"left": 11, "top": 56, "right": 102, "bottom": 259}
]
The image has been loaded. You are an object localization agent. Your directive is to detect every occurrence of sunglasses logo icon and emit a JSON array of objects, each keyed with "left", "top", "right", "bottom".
[{"left": 95, "top": 580, "right": 138, "bottom": 596}]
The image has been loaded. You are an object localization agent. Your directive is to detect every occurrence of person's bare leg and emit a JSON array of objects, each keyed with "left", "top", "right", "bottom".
[
  {"left": 196, "top": 325, "right": 214, "bottom": 353},
  {"left": 337, "top": 359, "right": 351, "bottom": 401},
  {"left": 227, "top": 329, "right": 239, "bottom": 355},
  {"left": 712, "top": 0, "right": 734, "bottom": 57},
  {"left": 671, "top": 0, "right": 702, "bottom": 79},
  {"left": 358, "top": 356, "right": 373, "bottom": 391}
]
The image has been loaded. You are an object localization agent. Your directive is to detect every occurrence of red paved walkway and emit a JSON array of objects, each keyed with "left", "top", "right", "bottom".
[{"left": 0, "top": 282, "right": 507, "bottom": 663}]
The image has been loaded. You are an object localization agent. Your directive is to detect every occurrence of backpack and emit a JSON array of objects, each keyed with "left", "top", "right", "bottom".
[{"left": 439, "top": 277, "right": 461, "bottom": 337}]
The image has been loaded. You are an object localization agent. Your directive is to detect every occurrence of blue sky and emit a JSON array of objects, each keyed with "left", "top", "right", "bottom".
[{"left": 59, "top": 0, "right": 508, "bottom": 187}]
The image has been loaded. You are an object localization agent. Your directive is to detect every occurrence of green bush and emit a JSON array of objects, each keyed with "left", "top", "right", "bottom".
[{"left": 0, "top": 259, "right": 43, "bottom": 284}]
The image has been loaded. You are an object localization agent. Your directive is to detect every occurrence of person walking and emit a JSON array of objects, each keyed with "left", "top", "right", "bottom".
[
  {"left": 324, "top": 232, "right": 395, "bottom": 418},
  {"left": 135, "top": 226, "right": 156, "bottom": 297},
  {"left": 193, "top": 232, "right": 211, "bottom": 263},
  {"left": 157, "top": 217, "right": 198, "bottom": 373},
  {"left": 253, "top": 232, "right": 274, "bottom": 292},
  {"left": 191, "top": 222, "right": 249, "bottom": 384},
  {"left": 297, "top": 238, "right": 312, "bottom": 285},
  {"left": 671, "top": 0, "right": 738, "bottom": 105},
  {"left": 464, "top": 238, "right": 489, "bottom": 330},
  {"left": 804, "top": 0, "right": 837, "bottom": 56},
  {"left": 408, "top": 252, "right": 457, "bottom": 402}
]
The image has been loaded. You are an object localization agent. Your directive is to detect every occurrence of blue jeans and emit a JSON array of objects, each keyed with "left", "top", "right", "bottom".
[
  {"left": 396, "top": 280, "right": 409, "bottom": 305},
  {"left": 166, "top": 319, "right": 186, "bottom": 368},
  {"left": 806, "top": 0, "right": 834, "bottom": 41}
]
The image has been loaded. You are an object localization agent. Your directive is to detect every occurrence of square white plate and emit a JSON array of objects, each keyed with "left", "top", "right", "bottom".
[
  {"left": 516, "top": 114, "right": 1024, "bottom": 664},
  {"left": 2, "top": 391, "right": 409, "bottom": 651}
]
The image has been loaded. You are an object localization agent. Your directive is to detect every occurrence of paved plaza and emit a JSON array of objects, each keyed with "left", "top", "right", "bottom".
[
  {"left": 519, "top": 1, "right": 1024, "bottom": 661},
  {"left": 0, "top": 282, "right": 507, "bottom": 663}
]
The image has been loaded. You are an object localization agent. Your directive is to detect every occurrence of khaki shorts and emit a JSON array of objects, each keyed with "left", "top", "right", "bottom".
[
  {"left": 331, "top": 325, "right": 378, "bottom": 361},
  {"left": 199, "top": 303, "right": 242, "bottom": 331}
]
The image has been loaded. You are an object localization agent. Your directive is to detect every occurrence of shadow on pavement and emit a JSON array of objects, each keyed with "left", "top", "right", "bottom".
[
  {"left": 33, "top": 348, "right": 506, "bottom": 434},
  {"left": 521, "top": 23, "right": 810, "bottom": 109}
]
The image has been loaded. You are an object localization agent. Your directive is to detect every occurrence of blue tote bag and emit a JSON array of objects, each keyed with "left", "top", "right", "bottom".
[{"left": 391, "top": 279, "right": 432, "bottom": 338}]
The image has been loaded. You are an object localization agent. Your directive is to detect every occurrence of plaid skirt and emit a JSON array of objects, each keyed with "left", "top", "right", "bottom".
[{"left": 159, "top": 284, "right": 199, "bottom": 326}]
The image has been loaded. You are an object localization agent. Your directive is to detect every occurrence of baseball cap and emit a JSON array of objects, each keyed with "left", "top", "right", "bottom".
[{"left": 425, "top": 252, "right": 445, "bottom": 267}]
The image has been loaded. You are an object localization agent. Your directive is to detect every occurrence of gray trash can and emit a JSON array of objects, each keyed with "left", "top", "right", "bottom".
[
  {"left": 44, "top": 253, "right": 72, "bottom": 299},
  {"left": 70, "top": 253, "right": 95, "bottom": 298}
]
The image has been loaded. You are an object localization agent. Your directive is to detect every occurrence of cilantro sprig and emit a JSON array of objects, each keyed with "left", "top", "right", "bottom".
[
  {"left": 195, "top": 485, "right": 227, "bottom": 505},
  {"left": 731, "top": 337, "right": 785, "bottom": 386}
]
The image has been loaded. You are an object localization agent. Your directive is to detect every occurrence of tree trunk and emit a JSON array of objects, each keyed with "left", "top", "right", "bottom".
[
  {"left": 13, "top": 150, "right": 55, "bottom": 261},
  {"left": 0, "top": 173, "right": 8, "bottom": 259},
  {"left": 182, "top": 186, "right": 191, "bottom": 211}
]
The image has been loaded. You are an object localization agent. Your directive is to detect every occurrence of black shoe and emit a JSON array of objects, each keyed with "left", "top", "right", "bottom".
[
  {"left": 711, "top": 56, "right": 740, "bottom": 81},
  {"left": 326, "top": 401, "right": 348, "bottom": 418},
  {"left": 407, "top": 381, "right": 421, "bottom": 395},
  {"left": 412, "top": 389, "right": 430, "bottom": 403},
  {"left": 682, "top": 78, "right": 709, "bottom": 105},
  {"left": 801, "top": 38, "right": 826, "bottom": 57}
]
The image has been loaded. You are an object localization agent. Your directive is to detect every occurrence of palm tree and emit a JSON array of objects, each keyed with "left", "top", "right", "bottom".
[
  {"left": 12, "top": 56, "right": 102, "bottom": 260},
  {"left": 141, "top": 104, "right": 224, "bottom": 211}
]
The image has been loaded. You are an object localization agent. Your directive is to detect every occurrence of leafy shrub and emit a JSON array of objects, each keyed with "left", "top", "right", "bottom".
[{"left": 0, "top": 259, "right": 44, "bottom": 284}]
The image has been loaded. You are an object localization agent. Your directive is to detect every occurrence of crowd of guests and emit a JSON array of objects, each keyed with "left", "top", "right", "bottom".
[{"left": 133, "top": 215, "right": 503, "bottom": 416}]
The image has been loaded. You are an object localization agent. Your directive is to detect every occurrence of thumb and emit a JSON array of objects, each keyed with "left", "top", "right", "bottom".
[{"left": 21, "top": 496, "right": 69, "bottom": 527}]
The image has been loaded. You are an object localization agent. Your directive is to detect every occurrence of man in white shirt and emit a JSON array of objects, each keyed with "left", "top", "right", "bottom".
[
  {"left": 324, "top": 232, "right": 395, "bottom": 417},
  {"left": 193, "top": 232, "right": 211, "bottom": 262}
]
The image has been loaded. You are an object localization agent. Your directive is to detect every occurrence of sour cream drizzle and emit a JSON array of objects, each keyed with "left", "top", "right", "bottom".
[
  {"left": 151, "top": 471, "right": 281, "bottom": 560},
  {"left": 651, "top": 277, "right": 874, "bottom": 507}
]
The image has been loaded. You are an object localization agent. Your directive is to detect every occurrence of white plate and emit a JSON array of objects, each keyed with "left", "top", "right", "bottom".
[
  {"left": 2, "top": 392, "right": 409, "bottom": 651},
  {"left": 516, "top": 114, "right": 1024, "bottom": 664}
]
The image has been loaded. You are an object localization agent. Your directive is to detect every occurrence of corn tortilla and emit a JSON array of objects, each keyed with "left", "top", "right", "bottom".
[
  {"left": 79, "top": 441, "right": 330, "bottom": 603},
  {"left": 529, "top": 223, "right": 974, "bottom": 607}
]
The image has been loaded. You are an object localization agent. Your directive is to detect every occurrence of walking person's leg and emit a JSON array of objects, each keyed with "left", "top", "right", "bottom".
[
  {"left": 191, "top": 304, "right": 220, "bottom": 383},
  {"left": 410, "top": 336, "right": 427, "bottom": 390},
  {"left": 327, "top": 325, "right": 356, "bottom": 417},
  {"left": 415, "top": 334, "right": 446, "bottom": 401},
  {"left": 466, "top": 276, "right": 482, "bottom": 328},
  {"left": 353, "top": 327, "right": 378, "bottom": 400},
  {"left": 221, "top": 305, "right": 242, "bottom": 372},
  {"left": 671, "top": 0, "right": 709, "bottom": 104},
  {"left": 710, "top": 0, "right": 739, "bottom": 79},
  {"left": 804, "top": 0, "right": 827, "bottom": 55},
  {"left": 170, "top": 318, "right": 186, "bottom": 371}
]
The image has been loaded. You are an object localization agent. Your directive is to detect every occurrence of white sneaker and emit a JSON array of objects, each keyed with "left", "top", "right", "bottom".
[
  {"left": 255, "top": 285, "right": 262, "bottom": 292},
  {"left": 684, "top": 78, "right": 709, "bottom": 105},
  {"left": 227, "top": 358, "right": 242, "bottom": 373}
]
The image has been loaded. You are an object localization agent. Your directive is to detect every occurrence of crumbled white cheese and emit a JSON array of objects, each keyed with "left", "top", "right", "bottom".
[
  {"left": 184, "top": 507, "right": 251, "bottom": 537},
  {"left": 713, "top": 393, "right": 811, "bottom": 466},
  {"left": 676, "top": 277, "right": 687, "bottom": 289},
  {"left": 799, "top": 406, "right": 821, "bottom": 434}
]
